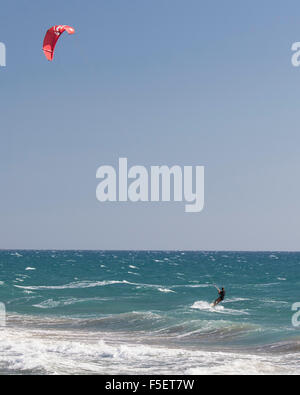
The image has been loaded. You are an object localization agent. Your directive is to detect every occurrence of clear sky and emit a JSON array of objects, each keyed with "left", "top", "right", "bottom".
[{"left": 1, "top": 0, "right": 300, "bottom": 250}]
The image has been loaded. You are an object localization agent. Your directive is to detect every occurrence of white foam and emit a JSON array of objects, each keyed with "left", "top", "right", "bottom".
[
  {"left": 223, "top": 298, "right": 251, "bottom": 303},
  {"left": 191, "top": 301, "right": 224, "bottom": 312},
  {"left": 158, "top": 288, "right": 175, "bottom": 294},
  {"left": 191, "top": 300, "right": 249, "bottom": 316},
  {"left": 0, "top": 327, "right": 296, "bottom": 375},
  {"left": 33, "top": 299, "right": 61, "bottom": 309},
  {"left": 33, "top": 297, "right": 114, "bottom": 309},
  {"left": 261, "top": 299, "right": 289, "bottom": 305},
  {"left": 14, "top": 280, "right": 131, "bottom": 291},
  {"left": 176, "top": 284, "right": 210, "bottom": 288},
  {"left": 128, "top": 271, "right": 140, "bottom": 276}
]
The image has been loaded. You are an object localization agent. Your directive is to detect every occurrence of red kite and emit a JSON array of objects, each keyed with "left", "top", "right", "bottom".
[{"left": 43, "top": 25, "right": 75, "bottom": 61}]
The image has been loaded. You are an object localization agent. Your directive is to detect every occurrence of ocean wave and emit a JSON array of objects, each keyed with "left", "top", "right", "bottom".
[
  {"left": 67, "top": 311, "right": 165, "bottom": 331},
  {"left": 261, "top": 299, "right": 289, "bottom": 306},
  {"left": 0, "top": 327, "right": 298, "bottom": 375},
  {"left": 14, "top": 280, "right": 131, "bottom": 291},
  {"left": 13, "top": 280, "right": 219, "bottom": 293},
  {"left": 255, "top": 340, "right": 300, "bottom": 354},
  {"left": 14, "top": 280, "right": 172, "bottom": 292},
  {"left": 174, "top": 284, "right": 211, "bottom": 289},
  {"left": 128, "top": 271, "right": 140, "bottom": 276},
  {"left": 6, "top": 311, "right": 255, "bottom": 343},
  {"left": 157, "top": 288, "right": 175, "bottom": 293},
  {"left": 191, "top": 301, "right": 250, "bottom": 316},
  {"left": 152, "top": 318, "right": 257, "bottom": 342},
  {"left": 33, "top": 299, "right": 61, "bottom": 309},
  {"left": 33, "top": 297, "right": 115, "bottom": 310},
  {"left": 223, "top": 298, "right": 252, "bottom": 303}
]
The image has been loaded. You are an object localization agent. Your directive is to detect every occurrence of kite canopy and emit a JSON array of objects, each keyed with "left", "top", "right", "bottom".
[{"left": 43, "top": 25, "right": 75, "bottom": 61}]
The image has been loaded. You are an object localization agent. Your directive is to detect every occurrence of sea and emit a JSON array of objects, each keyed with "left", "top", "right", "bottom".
[{"left": 0, "top": 250, "right": 299, "bottom": 375}]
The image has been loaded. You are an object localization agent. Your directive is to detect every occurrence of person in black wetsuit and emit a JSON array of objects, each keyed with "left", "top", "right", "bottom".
[{"left": 213, "top": 287, "right": 226, "bottom": 307}]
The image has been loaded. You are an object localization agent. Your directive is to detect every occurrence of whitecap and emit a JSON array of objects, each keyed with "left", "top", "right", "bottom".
[
  {"left": 191, "top": 300, "right": 224, "bottom": 312},
  {"left": 128, "top": 271, "right": 140, "bottom": 276},
  {"left": 33, "top": 299, "right": 61, "bottom": 309},
  {"left": 157, "top": 288, "right": 175, "bottom": 294},
  {"left": 14, "top": 280, "right": 131, "bottom": 291},
  {"left": 11, "top": 252, "right": 23, "bottom": 257},
  {"left": 191, "top": 300, "right": 249, "bottom": 316}
]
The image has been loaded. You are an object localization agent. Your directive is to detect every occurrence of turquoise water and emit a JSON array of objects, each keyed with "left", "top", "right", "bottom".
[{"left": 0, "top": 250, "right": 299, "bottom": 374}]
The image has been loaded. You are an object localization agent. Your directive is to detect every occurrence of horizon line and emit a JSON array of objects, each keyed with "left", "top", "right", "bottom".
[{"left": 1, "top": 248, "right": 300, "bottom": 253}]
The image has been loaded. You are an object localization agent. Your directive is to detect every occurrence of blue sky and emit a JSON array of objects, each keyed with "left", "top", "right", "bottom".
[{"left": 1, "top": 0, "right": 300, "bottom": 250}]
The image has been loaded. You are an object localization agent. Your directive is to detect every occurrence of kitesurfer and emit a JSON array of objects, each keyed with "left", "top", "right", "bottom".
[{"left": 213, "top": 287, "right": 226, "bottom": 307}]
